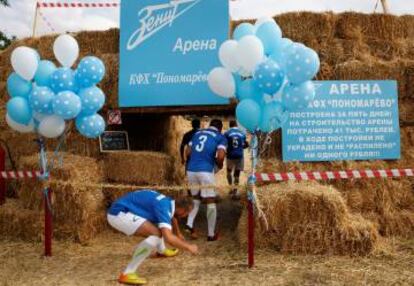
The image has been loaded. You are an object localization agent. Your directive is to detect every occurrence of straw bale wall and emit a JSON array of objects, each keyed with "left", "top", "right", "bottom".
[{"left": 238, "top": 182, "right": 378, "bottom": 255}]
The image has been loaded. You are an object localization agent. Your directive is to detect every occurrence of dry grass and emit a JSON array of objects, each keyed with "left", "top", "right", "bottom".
[
  {"left": 0, "top": 206, "right": 413, "bottom": 285},
  {"left": 0, "top": 199, "right": 43, "bottom": 242},
  {"left": 103, "top": 151, "right": 174, "bottom": 185},
  {"left": 238, "top": 182, "right": 378, "bottom": 255},
  {"left": 17, "top": 152, "right": 104, "bottom": 210}
]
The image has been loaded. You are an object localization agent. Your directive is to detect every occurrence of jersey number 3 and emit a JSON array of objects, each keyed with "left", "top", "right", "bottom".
[{"left": 195, "top": 135, "right": 208, "bottom": 152}]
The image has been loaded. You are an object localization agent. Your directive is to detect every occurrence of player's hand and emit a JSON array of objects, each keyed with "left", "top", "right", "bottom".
[{"left": 187, "top": 244, "right": 199, "bottom": 255}]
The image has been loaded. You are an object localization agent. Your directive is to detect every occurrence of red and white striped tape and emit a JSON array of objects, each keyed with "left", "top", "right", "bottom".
[
  {"left": 38, "top": 9, "right": 56, "bottom": 32},
  {"left": 1, "top": 171, "right": 43, "bottom": 180},
  {"left": 255, "top": 169, "right": 414, "bottom": 182},
  {"left": 37, "top": 2, "right": 119, "bottom": 8}
]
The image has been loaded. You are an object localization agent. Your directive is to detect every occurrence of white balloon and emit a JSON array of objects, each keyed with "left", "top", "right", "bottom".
[
  {"left": 53, "top": 34, "right": 79, "bottom": 68},
  {"left": 219, "top": 40, "right": 240, "bottom": 73},
  {"left": 254, "top": 17, "right": 276, "bottom": 29},
  {"left": 6, "top": 113, "right": 34, "bottom": 133},
  {"left": 207, "top": 67, "right": 235, "bottom": 98},
  {"left": 38, "top": 115, "right": 66, "bottom": 138},
  {"left": 235, "top": 35, "right": 264, "bottom": 76},
  {"left": 11, "top": 47, "right": 39, "bottom": 81},
  {"left": 33, "top": 112, "right": 48, "bottom": 122}
]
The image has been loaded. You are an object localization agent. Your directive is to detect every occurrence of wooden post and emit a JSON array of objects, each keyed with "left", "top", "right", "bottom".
[
  {"left": 44, "top": 188, "right": 52, "bottom": 256},
  {"left": 32, "top": 2, "right": 39, "bottom": 37},
  {"left": 381, "top": 0, "right": 389, "bottom": 14},
  {"left": 0, "top": 146, "right": 5, "bottom": 205},
  {"left": 247, "top": 192, "right": 254, "bottom": 268}
]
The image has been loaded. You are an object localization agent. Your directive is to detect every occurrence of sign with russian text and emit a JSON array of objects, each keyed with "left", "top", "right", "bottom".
[
  {"left": 118, "top": 0, "right": 229, "bottom": 107},
  {"left": 283, "top": 81, "right": 400, "bottom": 162}
]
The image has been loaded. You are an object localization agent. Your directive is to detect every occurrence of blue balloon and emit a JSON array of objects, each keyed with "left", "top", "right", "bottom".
[
  {"left": 255, "top": 21, "right": 282, "bottom": 55},
  {"left": 76, "top": 56, "right": 106, "bottom": 88},
  {"left": 233, "top": 23, "right": 255, "bottom": 40},
  {"left": 50, "top": 67, "right": 78, "bottom": 93},
  {"left": 236, "top": 79, "right": 263, "bottom": 103},
  {"left": 236, "top": 99, "right": 261, "bottom": 132},
  {"left": 78, "top": 86, "right": 105, "bottom": 116},
  {"left": 269, "top": 38, "right": 293, "bottom": 69},
  {"left": 285, "top": 44, "right": 320, "bottom": 84},
  {"left": 52, "top": 91, "right": 82, "bottom": 120},
  {"left": 7, "top": 73, "right": 32, "bottom": 98},
  {"left": 259, "top": 101, "right": 284, "bottom": 132},
  {"left": 282, "top": 81, "right": 316, "bottom": 111},
  {"left": 6, "top": 97, "right": 32, "bottom": 125},
  {"left": 29, "top": 86, "right": 55, "bottom": 114},
  {"left": 75, "top": 113, "right": 106, "bottom": 139},
  {"left": 34, "top": 60, "right": 57, "bottom": 86},
  {"left": 253, "top": 59, "right": 285, "bottom": 95}
]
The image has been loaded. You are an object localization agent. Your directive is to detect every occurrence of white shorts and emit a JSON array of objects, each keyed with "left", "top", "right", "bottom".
[
  {"left": 187, "top": 171, "right": 216, "bottom": 198},
  {"left": 227, "top": 158, "right": 244, "bottom": 171},
  {"left": 107, "top": 212, "right": 146, "bottom": 236}
]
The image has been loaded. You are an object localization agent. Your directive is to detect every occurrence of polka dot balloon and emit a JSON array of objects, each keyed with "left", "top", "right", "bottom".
[
  {"left": 52, "top": 91, "right": 82, "bottom": 120},
  {"left": 281, "top": 81, "right": 316, "bottom": 111},
  {"left": 75, "top": 113, "right": 106, "bottom": 139},
  {"left": 50, "top": 67, "right": 78, "bottom": 93},
  {"left": 285, "top": 43, "right": 320, "bottom": 85},
  {"left": 29, "top": 86, "right": 55, "bottom": 114},
  {"left": 253, "top": 58, "right": 285, "bottom": 95},
  {"left": 75, "top": 56, "right": 105, "bottom": 88},
  {"left": 78, "top": 86, "right": 106, "bottom": 116}
]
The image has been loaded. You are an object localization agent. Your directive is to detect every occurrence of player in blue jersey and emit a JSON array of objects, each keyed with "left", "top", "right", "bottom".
[
  {"left": 224, "top": 121, "right": 249, "bottom": 199},
  {"left": 185, "top": 119, "right": 227, "bottom": 241},
  {"left": 107, "top": 190, "right": 198, "bottom": 285}
]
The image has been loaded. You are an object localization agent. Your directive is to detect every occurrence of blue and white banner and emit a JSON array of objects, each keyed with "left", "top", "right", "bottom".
[
  {"left": 118, "top": 0, "right": 229, "bottom": 107},
  {"left": 282, "top": 80, "right": 400, "bottom": 162}
]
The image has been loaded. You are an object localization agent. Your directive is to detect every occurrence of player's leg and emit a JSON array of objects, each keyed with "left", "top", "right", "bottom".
[
  {"left": 226, "top": 159, "right": 233, "bottom": 186},
  {"left": 186, "top": 172, "right": 201, "bottom": 238},
  {"left": 200, "top": 172, "right": 218, "bottom": 241},
  {"left": 107, "top": 213, "right": 158, "bottom": 285}
]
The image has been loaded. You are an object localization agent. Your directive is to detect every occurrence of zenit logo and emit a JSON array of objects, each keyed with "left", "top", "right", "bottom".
[{"left": 127, "top": 0, "right": 201, "bottom": 51}]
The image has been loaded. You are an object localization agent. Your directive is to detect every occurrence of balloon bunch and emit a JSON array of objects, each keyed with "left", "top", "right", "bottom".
[
  {"left": 208, "top": 18, "right": 320, "bottom": 133},
  {"left": 5, "top": 34, "right": 106, "bottom": 139}
]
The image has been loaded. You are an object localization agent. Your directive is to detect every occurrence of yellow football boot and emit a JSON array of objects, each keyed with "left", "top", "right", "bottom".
[
  {"left": 118, "top": 273, "right": 147, "bottom": 285},
  {"left": 157, "top": 248, "right": 179, "bottom": 258}
]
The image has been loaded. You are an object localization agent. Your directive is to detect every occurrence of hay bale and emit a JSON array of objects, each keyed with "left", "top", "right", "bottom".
[
  {"left": 103, "top": 151, "right": 174, "bottom": 185},
  {"left": 164, "top": 116, "right": 192, "bottom": 184},
  {"left": 238, "top": 182, "right": 378, "bottom": 255},
  {"left": 0, "top": 199, "right": 43, "bottom": 241},
  {"left": 18, "top": 152, "right": 104, "bottom": 183},
  {"left": 99, "top": 53, "right": 119, "bottom": 109},
  {"left": 17, "top": 152, "right": 104, "bottom": 210},
  {"left": 48, "top": 181, "right": 107, "bottom": 243}
]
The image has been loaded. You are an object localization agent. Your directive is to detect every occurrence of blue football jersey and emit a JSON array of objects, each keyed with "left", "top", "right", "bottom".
[
  {"left": 225, "top": 127, "right": 247, "bottom": 159},
  {"left": 187, "top": 127, "right": 227, "bottom": 172},
  {"left": 108, "top": 190, "right": 174, "bottom": 230}
]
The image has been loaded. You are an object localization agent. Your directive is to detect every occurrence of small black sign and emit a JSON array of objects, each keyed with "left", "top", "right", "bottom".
[{"left": 99, "top": 131, "right": 130, "bottom": 152}]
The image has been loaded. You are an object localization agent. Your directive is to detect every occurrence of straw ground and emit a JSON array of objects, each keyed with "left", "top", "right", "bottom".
[{"left": 0, "top": 198, "right": 414, "bottom": 286}]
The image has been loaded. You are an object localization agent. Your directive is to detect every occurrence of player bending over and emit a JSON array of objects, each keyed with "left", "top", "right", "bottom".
[{"left": 107, "top": 190, "right": 199, "bottom": 285}]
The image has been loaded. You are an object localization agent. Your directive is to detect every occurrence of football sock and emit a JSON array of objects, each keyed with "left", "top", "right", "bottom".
[
  {"left": 186, "top": 199, "right": 201, "bottom": 228},
  {"left": 207, "top": 203, "right": 217, "bottom": 237},
  {"left": 157, "top": 237, "right": 166, "bottom": 254},
  {"left": 123, "top": 235, "right": 160, "bottom": 274}
]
